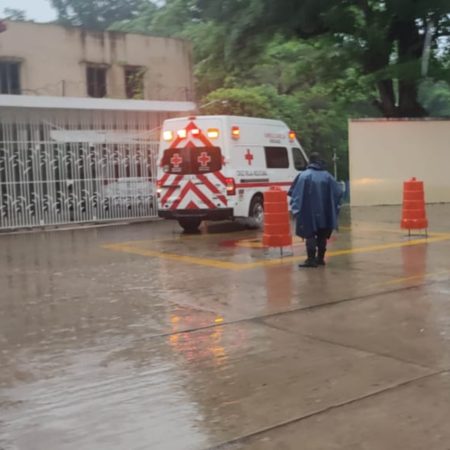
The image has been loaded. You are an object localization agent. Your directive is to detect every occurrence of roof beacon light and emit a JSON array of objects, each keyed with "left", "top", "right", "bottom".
[
  {"left": 231, "top": 126, "right": 240, "bottom": 140},
  {"left": 289, "top": 130, "right": 296, "bottom": 141},
  {"left": 163, "top": 130, "right": 173, "bottom": 141},
  {"left": 207, "top": 128, "right": 219, "bottom": 139}
]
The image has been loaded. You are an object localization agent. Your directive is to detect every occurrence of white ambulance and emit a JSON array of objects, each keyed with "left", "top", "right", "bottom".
[{"left": 157, "top": 115, "right": 308, "bottom": 232}]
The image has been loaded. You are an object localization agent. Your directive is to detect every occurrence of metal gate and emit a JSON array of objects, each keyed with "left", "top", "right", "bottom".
[{"left": 0, "top": 107, "right": 163, "bottom": 230}]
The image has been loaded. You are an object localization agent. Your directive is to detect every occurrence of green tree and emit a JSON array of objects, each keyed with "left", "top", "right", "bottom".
[
  {"left": 50, "top": 0, "right": 149, "bottom": 30},
  {"left": 419, "top": 80, "right": 450, "bottom": 116},
  {"left": 101, "top": 0, "right": 419, "bottom": 178},
  {"left": 3, "top": 8, "right": 27, "bottom": 21},
  {"left": 182, "top": 21, "right": 229, "bottom": 97},
  {"left": 200, "top": 83, "right": 367, "bottom": 179},
  {"left": 196, "top": 0, "right": 450, "bottom": 118},
  {"left": 201, "top": 86, "right": 277, "bottom": 117},
  {"left": 109, "top": 1, "right": 159, "bottom": 34}
]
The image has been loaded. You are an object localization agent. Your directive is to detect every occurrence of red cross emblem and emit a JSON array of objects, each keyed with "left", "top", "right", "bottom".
[
  {"left": 245, "top": 149, "right": 254, "bottom": 166},
  {"left": 197, "top": 152, "right": 211, "bottom": 167},
  {"left": 170, "top": 153, "right": 183, "bottom": 168}
]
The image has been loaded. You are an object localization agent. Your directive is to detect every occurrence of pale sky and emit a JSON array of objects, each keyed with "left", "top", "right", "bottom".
[{"left": 1, "top": 0, "right": 56, "bottom": 22}]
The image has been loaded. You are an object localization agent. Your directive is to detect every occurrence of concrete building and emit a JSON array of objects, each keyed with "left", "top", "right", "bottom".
[
  {"left": 0, "top": 21, "right": 197, "bottom": 230},
  {"left": 349, "top": 118, "right": 450, "bottom": 206},
  {"left": 0, "top": 20, "right": 194, "bottom": 101}
]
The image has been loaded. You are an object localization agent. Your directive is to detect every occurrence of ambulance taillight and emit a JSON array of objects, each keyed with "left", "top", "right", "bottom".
[
  {"left": 157, "top": 180, "right": 163, "bottom": 198},
  {"left": 231, "top": 126, "right": 240, "bottom": 140},
  {"left": 225, "top": 178, "right": 236, "bottom": 196}
]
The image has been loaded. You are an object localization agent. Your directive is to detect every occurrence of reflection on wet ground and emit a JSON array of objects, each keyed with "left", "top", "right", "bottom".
[{"left": 1, "top": 204, "right": 450, "bottom": 449}]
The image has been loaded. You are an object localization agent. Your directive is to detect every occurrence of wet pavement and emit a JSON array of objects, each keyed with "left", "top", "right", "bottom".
[{"left": 1, "top": 204, "right": 450, "bottom": 449}]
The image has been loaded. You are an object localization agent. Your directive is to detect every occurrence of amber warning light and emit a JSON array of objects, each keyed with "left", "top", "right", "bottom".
[
  {"left": 207, "top": 128, "right": 219, "bottom": 139},
  {"left": 231, "top": 126, "right": 240, "bottom": 140},
  {"left": 289, "top": 130, "right": 296, "bottom": 141},
  {"left": 164, "top": 127, "right": 220, "bottom": 141}
]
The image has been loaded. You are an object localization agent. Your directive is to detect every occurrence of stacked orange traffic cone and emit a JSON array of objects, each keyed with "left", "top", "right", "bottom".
[
  {"left": 263, "top": 187, "right": 292, "bottom": 248},
  {"left": 401, "top": 177, "right": 428, "bottom": 234}
]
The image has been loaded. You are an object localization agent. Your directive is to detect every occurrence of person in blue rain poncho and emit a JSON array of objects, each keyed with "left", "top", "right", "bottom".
[{"left": 288, "top": 152, "right": 343, "bottom": 268}]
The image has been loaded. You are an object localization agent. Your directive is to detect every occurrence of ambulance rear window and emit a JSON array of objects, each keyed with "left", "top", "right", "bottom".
[{"left": 161, "top": 147, "right": 222, "bottom": 174}]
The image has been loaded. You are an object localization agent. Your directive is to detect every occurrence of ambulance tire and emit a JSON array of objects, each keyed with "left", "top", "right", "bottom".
[
  {"left": 178, "top": 218, "right": 202, "bottom": 233},
  {"left": 248, "top": 194, "right": 264, "bottom": 229}
]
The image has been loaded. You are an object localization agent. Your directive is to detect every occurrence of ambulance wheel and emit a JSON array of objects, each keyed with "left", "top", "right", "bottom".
[
  {"left": 178, "top": 218, "right": 202, "bottom": 233},
  {"left": 248, "top": 195, "right": 264, "bottom": 228}
]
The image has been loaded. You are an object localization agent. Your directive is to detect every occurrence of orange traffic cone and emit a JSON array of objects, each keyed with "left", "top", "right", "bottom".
[
  {"left": 401, "top": 177, "right": 428, "bottom": 236},
  {"left": 263, "top": 187, "right": 292, "bottom": 253}
]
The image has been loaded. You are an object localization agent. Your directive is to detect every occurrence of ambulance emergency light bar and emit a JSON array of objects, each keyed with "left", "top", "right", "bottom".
[
  {"left": 163, "top": 126, "right": 296, "bottom": 142},
  {"left": 162, "top": 128, "right": 221, "bottom": 141}
]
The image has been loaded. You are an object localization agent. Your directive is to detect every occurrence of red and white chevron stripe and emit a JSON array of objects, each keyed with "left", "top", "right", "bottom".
[{"left": 158, "top": 121, "right": 228, "bottom": 211}]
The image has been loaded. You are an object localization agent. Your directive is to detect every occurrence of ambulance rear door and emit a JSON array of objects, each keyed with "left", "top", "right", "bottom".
[{"left": 158, "top": 118, "right": 229, "bottom": 212}]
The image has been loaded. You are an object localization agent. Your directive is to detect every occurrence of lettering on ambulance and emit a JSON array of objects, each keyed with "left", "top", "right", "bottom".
[
  {"left": 264, "top": 132, "right": 286, "bottom": 144},
  {"left": 236, "top": 170, "right": 268, "bottom": 177},
  {"left": 264, "top": 133, "right": 286, "bottom": 139}
]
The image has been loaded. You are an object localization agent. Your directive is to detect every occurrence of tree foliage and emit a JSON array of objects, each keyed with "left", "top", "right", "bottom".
[
  {"left": 196, "top": 0, "right": 450, "bottom": 117},
  {"left": 48, "top": 0, "right": 450, "bottom": 178},
  {"left": 50, "top": 0, "right": 147, "bottom": 30},
  {"left": 3, "top": 8, "right": 27, "bottom": 21},
  {"left": 420, "top": 80, "right": 450, "bottom": 116}
]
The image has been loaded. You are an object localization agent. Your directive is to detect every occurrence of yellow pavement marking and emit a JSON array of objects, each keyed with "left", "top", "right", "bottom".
[
  {"left": 103, "top": 233, "right": 450, "bottom": 271},
  {"left": 103, "top": 243, "right": 244, "bottom": 270},
  {"left": 123, "top": 226, "right": 440, "bottom": 248},
  {"left": 383, "top": 270, "right": 450, "bottom": 286},
  {"left": 241, "top": 234, "right": 450, "bottom": 270},
  {"left": 114, "top": 230, "right": 258, "bottom": 246},
  {"left": 235, "top": 228, "right": 441, "bottom": 249}
]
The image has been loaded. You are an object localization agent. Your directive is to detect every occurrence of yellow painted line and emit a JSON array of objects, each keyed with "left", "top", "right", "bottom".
[
  {"left": 103, "top": 243, "right": 244, "bottom": 270},
  {"left": 240, "top": 234, "right": 450, "bottom": 270},
  {"left": 337, "top": 227, "right": 441, "bottom": 238},
  {"left": 112, "top": 227, "right": 442, "bottom": 249},
  {"left": 235, "top": 229, "right": 442, "bottom": 249},
  {"left": 103, "top": 233, "right": 450, "bottom": 271},
  {"left": 236, "top": 237, "right": 302, "bottom": 249},
  {"left": 334, "top": 225, "right": 445, "bottom": 239},
  {"left": 383, "top": 270, "right": 450, "bottom": 286},
  {"left": 113, "top": 230, "right": 258, "bottom": 247}
]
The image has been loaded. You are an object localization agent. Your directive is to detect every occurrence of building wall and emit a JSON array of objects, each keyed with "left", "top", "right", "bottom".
[
  {"left": 349, "top": 119, "right": 450, "bottom": 206},
  {"left": 0, "top": 21, "right": 194, "bottom": 101}
]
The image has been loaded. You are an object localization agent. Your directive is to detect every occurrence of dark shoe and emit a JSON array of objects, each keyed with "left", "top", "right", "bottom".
[
  {"left": 317, "top": 250, "right": 326, "bottom": 266},
  {"left": 298, "top": 258, "right": 318, "bottom": 268}
]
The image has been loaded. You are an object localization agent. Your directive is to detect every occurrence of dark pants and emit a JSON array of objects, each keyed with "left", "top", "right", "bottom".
[{"left": 305, "top": 228, "right": 332, "bottom": 260}]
